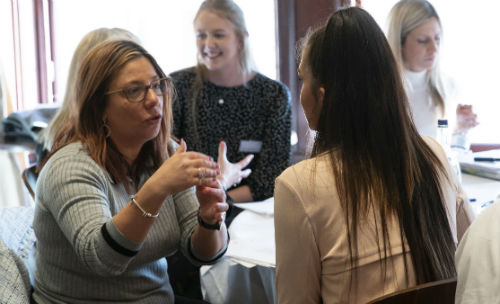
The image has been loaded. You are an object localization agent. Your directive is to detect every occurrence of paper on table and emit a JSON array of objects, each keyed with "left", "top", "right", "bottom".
[
  {"left": 233, "top": 197, "right": 274, "bottom": 216},
  {"left": 226, "top": 207, "right": 276, "bottom": 267},
  {"left": 459, "top": 149, "right": 500, "bottom": 181}
]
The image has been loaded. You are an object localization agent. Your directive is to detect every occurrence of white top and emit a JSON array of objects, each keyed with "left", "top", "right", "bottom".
[
  {"left": 455, "top": 200, "right": 500, "bottom": 304},
  {"left": 405, "top": 69, "right": 441, "bottom": 138},
  {"left": 404, "top": 70, "right": 468, "bottom": 148}
]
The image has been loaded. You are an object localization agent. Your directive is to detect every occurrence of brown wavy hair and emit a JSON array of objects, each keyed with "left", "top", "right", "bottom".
[{"left": 43, "top": 40, "right": 174, "bottom": 192}]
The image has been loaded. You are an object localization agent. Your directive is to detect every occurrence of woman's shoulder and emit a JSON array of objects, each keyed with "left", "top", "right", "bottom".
[
  {"left": 170, "top": 67, "right": 197, "bottom": 83},
  {"left": 50, "top": 142, "right": 87, "bottom": 160},
  {"left": 41, "top": 142, "right": 100, "bottom": 175},
  {"left": 252, "top": 73, "right": 290, "bottom": 95},
  {"left": 421, "top": 135, "right": 447, "bottom": 161},
  {"left": 248, "top": 73, "right": 291, "bottom": 111},
  {"left": 277, "top": 156, "right": 331, "bottom": 189}
]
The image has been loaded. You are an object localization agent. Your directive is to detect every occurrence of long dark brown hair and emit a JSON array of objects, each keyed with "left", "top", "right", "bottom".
[
  {"left": 42, "top": 40, "right": 174, "bottom": 192},
  {"left": 301, "top": 7, "right": 456, "bottom": 285}
]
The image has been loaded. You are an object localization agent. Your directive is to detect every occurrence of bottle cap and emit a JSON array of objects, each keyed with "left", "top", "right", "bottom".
[{"left": 437, "top": 119, "right": 448, "bottom": 127}]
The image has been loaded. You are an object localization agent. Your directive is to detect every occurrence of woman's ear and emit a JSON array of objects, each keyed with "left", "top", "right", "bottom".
[
  {"left": 318, "top": 87, "right": 325, "bottom": 104},
  {"left": 316, "top": 86, "right": 325, "bottom": 109},
  {"left": 315, "top": 86, "right": 325, "bottom": 115},
  {"left": 238, "top": 31, "right": 248, "bottom": 50}
]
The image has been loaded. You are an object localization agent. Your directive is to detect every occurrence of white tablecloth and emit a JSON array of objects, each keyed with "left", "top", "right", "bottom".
[
  {"left": 201, "top": 200, "right": 276, "bottom": 304},
  {"left": 461, "top": 173, "right": 500, "bottom": 215}
]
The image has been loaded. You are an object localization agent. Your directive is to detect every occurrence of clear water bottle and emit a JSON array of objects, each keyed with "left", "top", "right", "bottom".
[
  {"left": 436, "top": 119, "right": 450, "bottom": 154},
  {"left": 436, "top": 119, "right": 462, "bottom": 182}
]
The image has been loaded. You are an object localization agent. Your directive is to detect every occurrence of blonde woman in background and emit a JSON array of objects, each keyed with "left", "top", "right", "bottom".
[
  {"left": 171, "top": 0, "right": 291, "bottom": 204},
  {"left": 36, "top": 27, "right": 139, "bottom": 163},
  {"left": 168, "top": 0, "right": 291, "bottom": 299},
  {"left": 387, "top": 0, "right": 478, "bottom": 147}
]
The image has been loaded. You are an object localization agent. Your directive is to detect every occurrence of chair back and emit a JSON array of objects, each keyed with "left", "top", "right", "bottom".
[
  {"left": 367, "top": 278, "right": 457, "bottom": 304},
  {"left": 22, "top": 165, "right": 38, "bottom": 199}
]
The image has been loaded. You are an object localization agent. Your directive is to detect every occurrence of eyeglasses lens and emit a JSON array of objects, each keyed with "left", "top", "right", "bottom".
[{"left": 124, "top": 78, "right": 169, "bottom": 103}]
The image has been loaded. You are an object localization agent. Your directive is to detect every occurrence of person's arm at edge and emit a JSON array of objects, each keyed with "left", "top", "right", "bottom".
[{"left": 274, "top": 172, "right": 321, "bottom": 303}]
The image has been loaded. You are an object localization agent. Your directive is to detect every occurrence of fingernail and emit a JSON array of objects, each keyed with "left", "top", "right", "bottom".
[
  {"left": 216, "top": 170, "right": 221, "bottom": 175},
  {"left": 216, "top": 163, "right": 220, "bottom": 168},
  {"left": 213, "top": 178, "right": 216, "bottom": 181},
  {"left": 208, "top": 188, "right": 212, "bottom": 193}
]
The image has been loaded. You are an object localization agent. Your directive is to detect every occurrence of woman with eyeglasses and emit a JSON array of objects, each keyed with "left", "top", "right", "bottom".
[
  {"left": 32, "top": 40, "right": 228, "bottom": 303},
  {"left": 37, "top": 27, "right": 140, "bottom": 164},
  {"left": 274, "top": 7, "right": 474, "bottom": 303}
]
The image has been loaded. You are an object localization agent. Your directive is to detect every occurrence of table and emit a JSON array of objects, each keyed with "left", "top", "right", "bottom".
[
  {"left": 461, "top": 173, "right": 500, "bottom": 215},
  {"left": 201, "top": 199, "right": 276, "bottom": 304},
  {"left": 200, "top": 174, "right": 500, "bottom": 303}
]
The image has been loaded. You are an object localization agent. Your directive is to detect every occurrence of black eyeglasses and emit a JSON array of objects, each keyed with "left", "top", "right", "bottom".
[{"left": 105, "top": 77, "right": 171, "bottom": 103}]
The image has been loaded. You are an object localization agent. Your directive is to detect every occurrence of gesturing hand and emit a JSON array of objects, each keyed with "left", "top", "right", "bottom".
[
  {"left": 217, "top": 141, "right": 254, "bottom": 189},
  {"left": 149, "top": 139, "right": 220, "bottom": 196},
  {"left": 197, "top": 178, "right": 228, "bottom": 224}
]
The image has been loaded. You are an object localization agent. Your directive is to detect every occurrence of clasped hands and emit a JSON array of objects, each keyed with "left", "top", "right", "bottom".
[{"left": 153, "top": 139, "right": 227, "bottom": 225}]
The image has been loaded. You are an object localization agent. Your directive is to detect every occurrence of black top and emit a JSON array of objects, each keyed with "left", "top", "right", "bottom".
[{"left": 171, "top": 67, "right": 292, "bottom": 201}]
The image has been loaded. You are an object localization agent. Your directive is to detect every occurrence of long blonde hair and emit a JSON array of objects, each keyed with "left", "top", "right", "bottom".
[
  {"left": 387, "top": 0, "right": 446, "bottom": 116},
  {"left": 38, "top": 28, "right": 140, "bottom": 156}
]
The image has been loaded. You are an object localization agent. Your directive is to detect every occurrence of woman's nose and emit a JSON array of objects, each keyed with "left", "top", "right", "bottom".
[
  {"left": 205, "top": 35, "right": 216, "bottom": 49},
  {"left": 429, "top": 40, "right": 439, "bottom": 53},
  {"left": 143, "top": 87, "right": 160, "bottom": 107}
]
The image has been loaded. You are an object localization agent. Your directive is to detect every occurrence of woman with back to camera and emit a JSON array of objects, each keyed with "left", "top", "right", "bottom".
[
  {"left": 32, "top": 40, "right": 228, "bottom": 303},
  {"left": 274, "top": 7, "right": 475, "bottom": 303},
  {"left": 37, "top": 27, "right": 140, "bottom": 163},
  {"left": 171, "top": 0, "right": 291, "bottom": 204},
  {"left": 387, "top": 0, "right": 478, "bottom": 147}
]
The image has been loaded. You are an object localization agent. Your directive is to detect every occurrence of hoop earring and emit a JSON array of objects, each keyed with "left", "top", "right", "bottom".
[{"left": 102, "top": 119, "right": 111, "bottom": 138}]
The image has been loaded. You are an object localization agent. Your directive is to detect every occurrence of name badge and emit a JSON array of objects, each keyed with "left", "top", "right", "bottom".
[{"left": 238, "top": 140, "right": 262, "bottom": 153}]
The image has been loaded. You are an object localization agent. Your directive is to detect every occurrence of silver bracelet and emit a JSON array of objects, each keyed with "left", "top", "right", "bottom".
[{"left": 130, "top": 194, "right": 159, "bottom": 218}]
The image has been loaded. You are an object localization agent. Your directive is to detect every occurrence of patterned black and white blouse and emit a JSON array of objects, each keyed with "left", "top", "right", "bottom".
[{"left": 171, "top": 67, "right": 291, "bottom": 201}]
